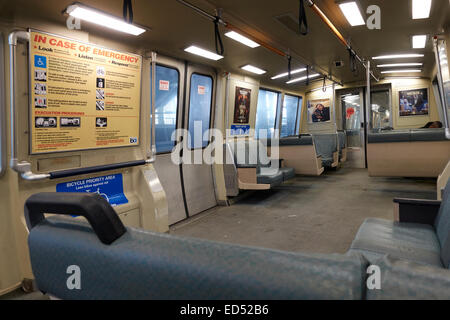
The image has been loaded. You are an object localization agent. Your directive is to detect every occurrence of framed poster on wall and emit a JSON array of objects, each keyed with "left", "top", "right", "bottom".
[
  {"left": 307, "top": 98, "right": 331, "bottom": 123},
  {"left": 233, "top": 87, "right": 251, "bottom": 124},
  {"left": 399, "top": 88, "right": 429, "bottom": 116}
]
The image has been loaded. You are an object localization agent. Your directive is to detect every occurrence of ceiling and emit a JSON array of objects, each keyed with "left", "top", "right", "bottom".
[{"left": 1, "top": 0, "right": 449, "bottom": 90}]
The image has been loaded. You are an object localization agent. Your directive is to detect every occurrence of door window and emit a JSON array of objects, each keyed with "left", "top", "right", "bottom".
[
  {"left": 188, "top": 73, "right": 213, "bottom": 149},
  {"left": 152, "top": 65, "right": 179, "bottom": 153}
]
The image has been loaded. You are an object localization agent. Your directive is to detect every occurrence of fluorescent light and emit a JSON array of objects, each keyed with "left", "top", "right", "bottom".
[
  {"left": 377, "top": 63, "right": 423, "bottom": 67},
  {"left": 372, "top": 54, "right": 424, "bottom": 60},
  {"left": 271, "top": 68, "right": 307, "bottom": 80},
  {"left": 184, "top": 46, "right": 223, "bottom": 61},
  {"left": 224, "top": 31, "right": 260, "bottom": 48},
  {"left": 412, "top": 35, "right": 427, "bottom": 49},
  {"left": 241, "top": 64, "right": 266, "bottom": 75},
  {"left": 380, "top": 69, "right": 422, "bottom": 74},
  {"left": 412, "top": 0, "right": 432, "bottom": 19},
  {"left": 339, "top": 2, "right": 365, "bottom": 26},
  {"left": 286, "top": 73, "right": 320, "bottom": 84},
  {"left": 66, "top": 4, "right": 146, "bottom": 36}
]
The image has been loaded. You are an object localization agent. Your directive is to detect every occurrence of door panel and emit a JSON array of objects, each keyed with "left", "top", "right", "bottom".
[
  {"left": 152, "top": 56, "right": 187, "bottom": 225},
  {"left": 182, "top": 65, "right": 217, "bottom": 216},
  {"left": 340, "top": 90, "right": 366, "bottom": 168}
]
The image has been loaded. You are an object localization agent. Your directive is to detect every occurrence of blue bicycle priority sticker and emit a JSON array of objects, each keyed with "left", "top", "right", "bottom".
[{"left": 56, "top": 173, "right": 128, "bottom": 207}]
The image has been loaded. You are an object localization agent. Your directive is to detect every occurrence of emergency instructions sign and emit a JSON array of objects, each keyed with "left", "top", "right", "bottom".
[{"left": 30, "top": 30, "right": 142, "bottom": 153}]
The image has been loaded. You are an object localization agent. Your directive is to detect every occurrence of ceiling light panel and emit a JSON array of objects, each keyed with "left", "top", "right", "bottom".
[
  {"left": 339, "top": 2, "right": 365, "bottom": 26},
  {"left": 224, "top": 31, "right": 260, "bottom": 48}
]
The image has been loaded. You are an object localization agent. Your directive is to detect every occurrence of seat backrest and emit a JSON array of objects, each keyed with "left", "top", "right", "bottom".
[
  {"left": 228, "top": 139, "right": 270, "bottom": 168},
  {"left": 29, "top": 216, "right": 368, "bottom": 300},
  {"left": 434, "top": 180, "right": 450, "bottom": 267},
  {"left": 312, "top": 133, "right": 338, "bottom": 160}
]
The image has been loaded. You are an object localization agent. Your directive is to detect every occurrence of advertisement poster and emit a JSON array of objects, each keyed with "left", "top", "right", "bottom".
[
  {"left": 399, "top": 88, "right": 429, "bottom": 116},
  {"left": 30, "top": 30, "right": 142, "bottom": 154},
  {"left": 307, "top": 98, "right": 331, "bottom": 123},
  {"left": 233, "top": 87, "right": 251, "bottom": 124}
]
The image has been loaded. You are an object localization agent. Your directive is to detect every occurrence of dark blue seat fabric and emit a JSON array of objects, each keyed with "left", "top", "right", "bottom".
[
  {"left": 279, "top": 167, "right": 296, "bottom": 181},
  {"left": 366, "top": 255, "right": 450, "bottom": 300},
  {"left": 435, "top": 181, "right": 450, "bottom": 268},
  {"left": 349, "top": 218, "right": 442, "bottom": 267},
  {"left": 257, "top": 167, "right": 284, "bottom": 186},
  {"left": 29, "top": 217, "right": 368, "bottom": 300}
]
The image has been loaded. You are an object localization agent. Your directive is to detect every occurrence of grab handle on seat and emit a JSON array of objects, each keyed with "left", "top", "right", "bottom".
[{"left": 25, "top": 192, "right": 126, "bottom": 244}]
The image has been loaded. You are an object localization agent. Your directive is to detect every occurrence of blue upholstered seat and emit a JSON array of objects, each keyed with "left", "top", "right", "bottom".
[
  {"left": 29, "top": 216, "right": 368, "bottom": 300},
  {"left": 312, "top": 134, "right": 338, "bottom": 167},
  {"left": 349, "top": 218, "right": 442, "bottom": 267}
]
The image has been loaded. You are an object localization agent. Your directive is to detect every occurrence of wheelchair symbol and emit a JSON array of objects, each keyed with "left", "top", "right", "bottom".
[
  {"left": 34, "top": 55, "right": 47, "bottom": 68},
  {"left": 86, "top": 188, "right": 109, "bottom": 202}
]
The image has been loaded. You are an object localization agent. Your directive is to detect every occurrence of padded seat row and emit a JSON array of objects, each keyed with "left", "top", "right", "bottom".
[
  {"left": 26, "top": 192, "right": 450, "bottom": 299},
  {"left": 264, "top": 135, "right": 324, "bottom": 176},
  {"left": 349, "top": 180, "right": 450, "bottom": 269},
  {"left": 367, "top": 128, "right": 450, "bottom": 177},
  {"left": 223, "top": 139, "right": 295, "bottom": 195}
]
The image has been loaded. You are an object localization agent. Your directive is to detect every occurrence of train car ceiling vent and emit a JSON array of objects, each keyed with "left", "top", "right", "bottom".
[{"left": 64, "top": 3, "right": 146, "bottom": 36}]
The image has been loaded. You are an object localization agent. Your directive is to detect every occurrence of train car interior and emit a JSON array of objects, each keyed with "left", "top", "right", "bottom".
[{"left": 0, "top": 0, "right": 449, "bottom": 302}]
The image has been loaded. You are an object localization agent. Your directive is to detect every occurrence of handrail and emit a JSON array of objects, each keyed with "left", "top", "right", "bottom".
[
  {"left": 433, "top": 36, "right": 450, "bottom": 140},
  {"left": 8, "top": 31, "right": 154, "bottom": 181},
  {"left": 0, "top": 33, "right": 6, "bottom": 177}
]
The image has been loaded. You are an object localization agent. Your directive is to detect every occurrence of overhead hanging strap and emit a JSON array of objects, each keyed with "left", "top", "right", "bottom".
[
  {"left": 123, "top": 0, "right": 133, "bottom": 23},
  {"left": 287, "top": 55, "right": 292, "bottom": 80},
  {"left": 214, "top": 16, "right": 224, "bottom": 55},
  {"left": 348, "top": 48, "right": 358, "bottom": 76},
  {"left": 322, "top": 76, "right": 327, "bottom": 92},
  {"left": 306, "top": 65, "right": 309, "bottom": 86},
  {"left": 298, "top": 0, "right": 309, "bottom": 35}
]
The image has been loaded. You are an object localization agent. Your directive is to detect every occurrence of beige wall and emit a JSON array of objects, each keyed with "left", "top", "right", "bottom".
[{"left": 301, "top": 77, "right": 441, "bottom": 132}]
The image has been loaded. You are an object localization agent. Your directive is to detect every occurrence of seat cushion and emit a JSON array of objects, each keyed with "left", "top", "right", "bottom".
[
  {"left": 279, "top": 167, "right": 295, "bottom": 181},
  {"left": 366, "top": 255, "right": 450, "bottom": 300},
  {"left": 257, "top": 168, "right": 283, "bottom": 186},
  {"left": 349, "top": 218, "right": 442, "bottom": 267},
  {"left": 435, "top": 181, "right": 450, "bottom": 268}
]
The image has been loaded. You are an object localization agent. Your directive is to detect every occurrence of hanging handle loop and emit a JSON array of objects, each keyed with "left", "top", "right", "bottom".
[
  {"left": 123, "top": 0, "right": 133, "bottom": 23},
  {"left": 299, "top": 0, "right": 309, "bottom": 35}
]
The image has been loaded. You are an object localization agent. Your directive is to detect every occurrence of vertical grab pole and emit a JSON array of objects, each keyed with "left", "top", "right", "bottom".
[
  {"left": 0, "top": 34, "right": 5, "bottom": 177},
  {"left": 8, "top": 31, "right": 49, "bottom": 180},
  {"left": 224, "top": 72, "right": 230, "bottom": 141},
  {"left": 148, "top": 51, "right": 157, "bottom": 162},
  {"left": 433, "top": 37, "right": 450, "bottom": 139}
]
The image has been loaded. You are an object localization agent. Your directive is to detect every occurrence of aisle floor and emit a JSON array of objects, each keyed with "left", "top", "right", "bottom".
[{"left": 171, "top": 168, "right": 437, "bottom": 254}]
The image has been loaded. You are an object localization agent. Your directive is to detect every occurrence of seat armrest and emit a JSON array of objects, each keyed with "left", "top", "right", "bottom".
[{"left": 393, "top": 198, "right": 441, "bottom": 225}]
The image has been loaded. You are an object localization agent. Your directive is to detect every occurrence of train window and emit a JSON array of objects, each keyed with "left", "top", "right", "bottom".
[
  {"left": 152, "top": 65, "right": 179, "bottom": 153},
  {"left": 255, "top": 89, "right": 280, "bottom": 139},
  {"left": 371, "top": 89, "right": 391, "bottom": 130},
  {"left": 188, "top": 73, "right": 213, "bottom": 149},
  {"left": 281, "top": 94, "right": 302, "bottom": 137}
]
